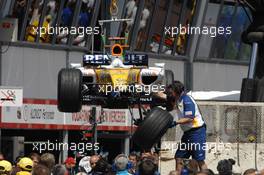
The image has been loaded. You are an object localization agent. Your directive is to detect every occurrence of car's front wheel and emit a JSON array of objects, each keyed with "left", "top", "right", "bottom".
[{"left": 58, "top": 68, "right": 82, "bottom": 112}]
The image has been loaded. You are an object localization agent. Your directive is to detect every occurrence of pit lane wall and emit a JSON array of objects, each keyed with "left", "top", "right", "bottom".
[{"left": 160, "top": 101, "right": 264, "bottom": 174}]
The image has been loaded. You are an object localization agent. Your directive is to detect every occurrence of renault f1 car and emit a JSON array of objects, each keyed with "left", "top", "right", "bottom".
[{"left": 57, "top": 44, "right": 174, "bottom": 112}]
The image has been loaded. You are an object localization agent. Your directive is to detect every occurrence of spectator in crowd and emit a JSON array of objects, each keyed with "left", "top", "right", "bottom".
[
  {"left": 138, "top": 159, "right": 157, "bottom": 175},
  {"left": 40, "top": 153, "right": 55, "bottom": 172},
  {"left": 52, "top": 164, "right": 67, "bottom": 175},
  {"left": 90, "top": 157, "right": 113, "bottom": 175},
  {"left": 56, "top": 0, "right": 76, "bottom": 43},
  {"left": 61, "top": 0, "right": 76, "bottom": 27},
  {"left": 139, "top": 152, "right": 160, "bottom": 175},
  {"left": 243, "top": 169, "right": 257, "bottom": 175},
  {"left": 16, "top": 157, "right": 33, "bottom": 175},
  {"left": 217, "top": 159, "right": 235, "bottom": 175},
  {"left": 64, "top": 157, "right": 76, "bottom": 175},
  {"left": 112, "top": 154, "right": 132, "bottom": 175},
  {"left": 72, "top": 0, "right": 94, "bottom": 46},
  {"left": 32, "top": 164, "right": 50, "bottom": 175},
  {"left": 10, "top": 156, "right": 23, "bottom": 175},
  {"left": 128, "top": 152, "right": 139, "bottom": 174},
  {"left": 46, "top": 0, "right": 59, "bottom": 27},
  {"left": 196, "top": 169, "right": 215, "bottom": 175},
  {"left": 12, "top": 0, "right": 27, "bottom": 39},
  {"left": 78, "top": 156, "right": 92, "bottom": 174},
  {"left": 76, "top": 172, "right": 88, "bottom": 175},
  {"left": 0, "top": 160, "right": 12, "bottom": 175},
  {"left": 25, "top": 0, "right": 42, "bottom": 42},
  {"left": 89, "top": 155, "right": 100, "bottom": 171},
  {"left": 29, "top": 153, "right": 40, "bottom": 167}
]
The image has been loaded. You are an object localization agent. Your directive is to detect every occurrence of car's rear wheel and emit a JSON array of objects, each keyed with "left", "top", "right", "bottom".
[
  {"left": 58, "top": 68, "right": 82, "bottom": 112},
  {"left": 132, "top": 107, "right": 173, "bottom": 150}
]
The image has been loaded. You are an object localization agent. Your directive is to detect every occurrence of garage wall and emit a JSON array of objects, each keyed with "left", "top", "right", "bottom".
[
  {"left": 0, "top": 46, "right": 249, "bottom": 99},
  {"left": 1, "top": 46, "right": 66, "bottom": 99},
  {"left": 193, "top": 62, "right": 248, "bottom": 91}
]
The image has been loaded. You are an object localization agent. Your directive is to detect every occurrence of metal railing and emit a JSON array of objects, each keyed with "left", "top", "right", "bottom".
[{"left": 3, "top": 0, "right": 197, "bottom": 58}]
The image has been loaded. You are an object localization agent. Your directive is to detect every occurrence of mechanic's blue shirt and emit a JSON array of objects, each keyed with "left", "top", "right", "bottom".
[{"left": 177, "top": 94, "right": 204, "bottom": 132}]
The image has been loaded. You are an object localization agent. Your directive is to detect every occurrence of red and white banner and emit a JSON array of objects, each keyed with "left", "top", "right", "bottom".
[{"left": 0, "top": 99, "right": 139, "bottom": 131}]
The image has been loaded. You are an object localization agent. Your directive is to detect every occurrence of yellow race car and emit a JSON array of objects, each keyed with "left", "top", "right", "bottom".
[{"left": 57, "top": 44, "right": 174, "bottom": 113}]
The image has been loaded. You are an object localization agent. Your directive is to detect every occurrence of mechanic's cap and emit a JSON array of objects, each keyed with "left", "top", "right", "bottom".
[
  {"left": 0, "top": 160, "right": 12, "bottom": 173},
  {"left": 111, "top": 44, "right": 123, "bottom": 57},
  {"left": 17, "top": 157, "right": 33, "bottom": 171}
]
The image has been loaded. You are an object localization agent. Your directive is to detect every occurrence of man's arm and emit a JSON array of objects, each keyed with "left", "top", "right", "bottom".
[
  {"left": 152, "top": 91, "right": 167, "bottom": 100},
  {"left": 170, "top": 117, "right": 193, "bottom": 128},
  {"left": 176, "top": 117, "right": 193, "bottom": 124}
]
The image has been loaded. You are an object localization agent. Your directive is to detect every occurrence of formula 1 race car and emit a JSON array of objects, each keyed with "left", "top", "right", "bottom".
[
  {"left": 57, "top": 11, "right": 175, "bottom": 150},
  {"left": 57, "top": 44, "right": 174, "bottom": 113}
]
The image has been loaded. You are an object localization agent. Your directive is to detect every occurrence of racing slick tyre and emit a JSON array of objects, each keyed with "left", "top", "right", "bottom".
[
  {"left": 58, "top": 68, "right": 82, "bottom": 112},
  {"left": 132, "top": 107, "right": 173, "bottom": 150},
  {"left": 164, "top": 70, "right": 174, "bottom": 87}
]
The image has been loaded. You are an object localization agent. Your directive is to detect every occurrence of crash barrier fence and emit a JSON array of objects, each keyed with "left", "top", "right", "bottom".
[
  {"left": 163, "top": 101, "right": 264, "bottom": 143},
  {"left": 161, "top": 101, "right": 264, "bottom": 173}
]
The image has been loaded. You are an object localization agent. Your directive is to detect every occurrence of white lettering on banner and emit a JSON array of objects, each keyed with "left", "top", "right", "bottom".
[
  {"left": 72, "top": 109, "right": 90, "bottom": 122},
  {"left": 101, "top": 110, "right": 126, "bottom": 123},
  {"left": 70, "top": 106, "right": 101, "bottom": 124}
]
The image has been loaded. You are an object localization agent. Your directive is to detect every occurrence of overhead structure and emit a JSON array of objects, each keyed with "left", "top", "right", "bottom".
[{"left": 240, "top": 0, "right": 264, "bottom": 102}]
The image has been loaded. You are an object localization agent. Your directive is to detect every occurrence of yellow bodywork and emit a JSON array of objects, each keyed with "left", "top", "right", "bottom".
[{"left": 95, "top": 68, "right": 141, "bottom": 89}]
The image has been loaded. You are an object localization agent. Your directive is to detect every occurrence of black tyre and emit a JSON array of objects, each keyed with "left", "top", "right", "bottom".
[
  {"left": 132, "top": 107, "right": 173, "bottom": 150},
  {"left": 58, "top": 68, "right": 82, "bottom": 112},
  {"left": 164, "top": 70, "right": 174, "bottom": 87}
]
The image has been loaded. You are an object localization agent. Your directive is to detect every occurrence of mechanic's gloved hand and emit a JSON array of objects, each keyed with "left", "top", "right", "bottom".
[{"left": 169, "top": 121, "right": 178, "bottom": 128}]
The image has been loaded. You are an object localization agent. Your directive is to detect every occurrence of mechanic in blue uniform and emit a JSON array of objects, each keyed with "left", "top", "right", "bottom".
[{"left": 156, "top": 81, "right": 207, "bottom": 172}]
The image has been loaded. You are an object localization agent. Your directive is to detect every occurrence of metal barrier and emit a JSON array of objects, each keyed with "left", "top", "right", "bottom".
[{"left": 161, "top": 102, "right": 264, "bottom": 174}]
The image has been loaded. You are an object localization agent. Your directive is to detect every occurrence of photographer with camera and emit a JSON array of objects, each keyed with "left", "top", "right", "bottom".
[{"left": 155, "top": 81, "right": 207, "bottom": 173}]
